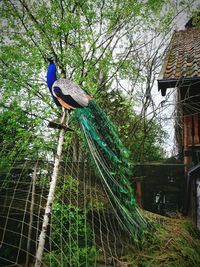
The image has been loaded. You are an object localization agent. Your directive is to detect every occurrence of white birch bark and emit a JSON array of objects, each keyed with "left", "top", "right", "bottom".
[{"left": 35, "top": 108, "right": 67, "bottom": 267}]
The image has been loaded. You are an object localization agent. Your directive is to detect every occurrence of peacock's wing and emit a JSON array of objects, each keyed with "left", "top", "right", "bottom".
[{"left": 52, "top": 79, "right": 90, "bottom": 108}]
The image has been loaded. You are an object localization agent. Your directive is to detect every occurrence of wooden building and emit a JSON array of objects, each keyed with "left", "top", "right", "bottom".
[{"left": 157, "top": 22, "right": 200, "bottom": 227}]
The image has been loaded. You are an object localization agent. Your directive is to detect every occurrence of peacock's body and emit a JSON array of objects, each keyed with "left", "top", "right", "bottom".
[
  {"left": 46, "top": 60, "right": 150, "bottom": 241},
  {"left": 47, "top": 59, "right": 91, "bottom": 110}
]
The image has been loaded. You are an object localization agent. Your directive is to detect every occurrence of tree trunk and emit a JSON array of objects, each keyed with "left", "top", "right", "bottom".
[{"left": 35, "top": 108, "right": 67, "bottom": 267}]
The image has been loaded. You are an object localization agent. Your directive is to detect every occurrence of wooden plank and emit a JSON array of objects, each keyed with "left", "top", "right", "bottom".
[
  {"left": 188, "top": 116, "right": 192, "bottom": 146},
  {"left": 183, "top": 116, "right": 188, "bottom": 147},
  {"left": 183, "top": 116, "right": 192, "bottom": 172},
  {"left": 48, "top": 121, "right": 74, "bottom": 131},
  {"left": 194, "top": 114, "right": 199, "bottom": 144}
]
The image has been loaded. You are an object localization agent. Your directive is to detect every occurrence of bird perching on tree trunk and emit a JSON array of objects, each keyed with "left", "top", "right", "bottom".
[
  {"left": 46, "top": 59, "right": 151, "bottom": 238},
  {"left": 35, "top": 59, "right": 92, "bottom": 266},
  {"left": 35, "top": 58, "right": 150, "bottom": 266}
]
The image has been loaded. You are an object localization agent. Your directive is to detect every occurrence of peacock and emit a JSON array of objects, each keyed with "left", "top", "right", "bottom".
[
  {"left": 46, "top": 59, "right": 150, "bottom": 242},
  {"left": 47, "top": 58, "right": 92, "bottom": 110}
]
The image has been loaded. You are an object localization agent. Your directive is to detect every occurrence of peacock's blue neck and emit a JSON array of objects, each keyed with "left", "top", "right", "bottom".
[
  {"left": 47, "top": 62, "right": 61, "bottom": 106},
  {"left": 47, "top": 63, "right": 57, "bottom": 92}
]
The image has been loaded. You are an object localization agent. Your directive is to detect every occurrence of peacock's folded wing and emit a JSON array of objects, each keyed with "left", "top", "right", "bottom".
[{"left": 52, "top": 79, "right": 90, "bottom": 108}]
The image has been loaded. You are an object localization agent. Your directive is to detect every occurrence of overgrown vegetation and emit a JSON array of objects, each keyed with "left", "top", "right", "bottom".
[
  {"left": 43, "top": 202, "right": 97, "bottom": 266},
  {"left": 43, "top": 176, "right": 97, "bottom": 266},
  {"left": 126, "top": 215, "right": 200, "bottom": 267}
]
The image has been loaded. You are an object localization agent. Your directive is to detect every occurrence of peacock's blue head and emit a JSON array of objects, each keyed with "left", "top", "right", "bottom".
[
  {"left": 46, "top": 59, "right": 61, "bottom": 106},
  {"left": 47, "top": 60, "right": 57, "bottom": 91}
]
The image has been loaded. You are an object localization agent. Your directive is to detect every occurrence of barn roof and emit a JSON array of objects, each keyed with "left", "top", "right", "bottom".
[{"left": 158, "top": 28, "right": 200, "bottom": 96}]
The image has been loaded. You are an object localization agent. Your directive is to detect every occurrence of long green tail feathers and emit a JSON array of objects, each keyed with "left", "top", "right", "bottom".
[{"left": 74, "top": 101, "right": 150, "bottom": 241}]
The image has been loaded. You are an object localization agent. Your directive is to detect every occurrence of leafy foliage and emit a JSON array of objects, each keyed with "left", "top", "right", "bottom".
[
  {"left": 0, "top": 0, "right": 181, "bottom": 165},
  {"left": 98, "top": 92, "right": 166, "bottom": 162},
  {"left": 44, "top": 202, "right": 97, "bottom": 266},
  {"left": 43, "top": 176, "right": 97, "bottom": 266}
]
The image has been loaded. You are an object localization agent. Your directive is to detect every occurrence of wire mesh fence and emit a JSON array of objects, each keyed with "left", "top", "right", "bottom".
[{"left": 0, "top": 150, "right": 133, "bottom": 266}]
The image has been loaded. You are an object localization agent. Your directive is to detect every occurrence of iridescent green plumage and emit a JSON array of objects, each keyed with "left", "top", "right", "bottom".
[{"left": 74, "top": 101, "right": 150, "bottom": 241}]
